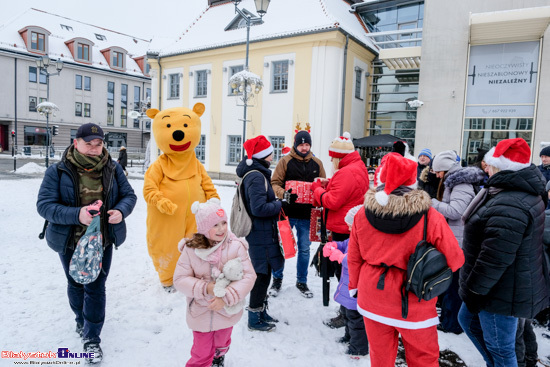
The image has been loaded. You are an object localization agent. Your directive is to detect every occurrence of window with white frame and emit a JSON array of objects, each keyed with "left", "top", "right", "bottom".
[
  {"left": 84, "top": 76, "right": 91, "bottom": 91},
  {"left": 75, "top": 102, "right": 82, "bottom": 117},
  {"left": 470, "top": 119, "right": 484, "bottom": 130},
  {"left": 84, "top": 103, "right": 91, "bottom": 117},
  {"left": 107, "top": 81, "right": 114, "bottom": 125},
  {"left": 29, "top": 66, "right": 37, "bottom": 83},
  {"left": 195, "top": 135, "right": 206, "bottom": 163},
  {"left": 272, "top": 60, "right": 289, "bottom": 92},
  {"left": 269, "top": 136, "right": 285, "bottom": 164},
  {"left": 169, "top": 74, "right": 180, "bottom": 98},
  {"left": 121, "top": 84, "right": 128, "bottom": 127},
  {"left": 355, "top": 68, "right": 363, "bottom": 99},
  {"left": 229, "top": 65, "right": 244, "bottom": 94},
  {"left": 518, "top": 118, "right": 532, "bottom": 130},
  {"left": 468, "top": 140, "right": 481, "bottom": 154},
  {"left": 227, "top": 135, "right": 242, "bottom": 165},
  {"left": 493, "top": 118, "right": 510, "bottom": 130},
  {"left": 196, "top": 70, "right": 207, "bottom": 97},
  {"left": 75, "top": 75, "right": 82, "bottom": 90}
]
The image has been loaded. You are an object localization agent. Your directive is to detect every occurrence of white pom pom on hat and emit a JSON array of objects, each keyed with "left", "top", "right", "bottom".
[
  {"left": 243, "top": 135, "right": 273, "bottom": 165},
  {"left": 328, "top": 131, "right": 355, "bottom": 158},
  {"left": 191, "top": 201, "right": 201, "bottom": 214}
]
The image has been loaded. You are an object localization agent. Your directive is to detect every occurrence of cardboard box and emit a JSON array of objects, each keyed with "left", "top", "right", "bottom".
[{"left": 285, "top": 180, "right": 314, "bottom": 204}]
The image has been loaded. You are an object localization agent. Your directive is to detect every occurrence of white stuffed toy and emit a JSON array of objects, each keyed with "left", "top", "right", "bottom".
[{"left": 212, "top": 257, "right": 245, "bottom": 315}]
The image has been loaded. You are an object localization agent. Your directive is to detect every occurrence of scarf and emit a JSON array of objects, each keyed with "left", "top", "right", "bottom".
[
  {"left": 66, "top": 145, "right": 109, "bottom": 242},
  {"left": 195, "top": 233, "right": 228, "bottom": 263},
  {"left": 461, "top": 186, "right": 504, "bottom": 224}
]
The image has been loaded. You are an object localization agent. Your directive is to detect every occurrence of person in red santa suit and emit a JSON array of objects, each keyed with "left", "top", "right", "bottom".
[{"left": 347, "top": 153, "right": 464, "bottom": 367}]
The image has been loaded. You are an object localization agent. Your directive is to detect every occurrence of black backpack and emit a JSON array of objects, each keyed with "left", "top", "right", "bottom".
[{"left": 401, "top": 212, "right": 452, "bottom": 319}]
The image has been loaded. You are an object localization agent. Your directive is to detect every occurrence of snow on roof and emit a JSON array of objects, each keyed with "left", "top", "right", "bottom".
[
  {"left": 0, "top": 8, "right": 151, "bottom": 77},
  {"left": 156, "top": 0, "right": 377, "bottom": 57}
]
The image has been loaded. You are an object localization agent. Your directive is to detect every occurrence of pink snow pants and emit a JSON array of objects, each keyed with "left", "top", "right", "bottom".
[
  {"left": 186, "top": 327, "right": 233, "bottom": 367},
  {"left": 364, "top": 318, "right": 439, "bottom": 367}
]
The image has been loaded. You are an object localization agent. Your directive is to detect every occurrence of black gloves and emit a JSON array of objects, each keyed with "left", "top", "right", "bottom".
[{"left": 283, "top": 188, "right": 299, "bottom": 204}]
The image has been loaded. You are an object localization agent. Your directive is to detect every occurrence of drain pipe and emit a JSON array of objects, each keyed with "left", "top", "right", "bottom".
[{"left": 339, "top": 34, "right": 349, "bottom": 136}]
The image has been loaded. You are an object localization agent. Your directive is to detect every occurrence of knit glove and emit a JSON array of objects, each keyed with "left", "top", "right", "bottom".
[
  {"left": 86, "top": 200, "right": 103, "bottom": 216},
  {"left": 461, "top": 289, "right": 487, "bottom": 315},
  {"left": 322, "top": 242, "right": 337, "bottom": 257},
  {"left": 283, "top": 189, "right": 298, "bottom": 204},
  {"left": 329, "top": 249, "right": 345, "bottom": 264},
  {"left": 310, "top": 181, "right": 323, "bottom": 192}
]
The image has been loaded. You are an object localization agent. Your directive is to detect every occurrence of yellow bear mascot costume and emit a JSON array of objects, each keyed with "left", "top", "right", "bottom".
[{"left": 144, "top": 103, "right": 219, "bottom": 289}]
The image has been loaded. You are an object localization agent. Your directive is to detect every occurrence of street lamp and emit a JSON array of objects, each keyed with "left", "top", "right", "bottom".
[
  {"left": 129, "top": 97, "right": 151, "bottom": 149},
  {"left": 229, "top": 0, "right": 270, "bottom": 158},
  {"left": 36, "top": 55, "right": 63, "bottom": 167}
]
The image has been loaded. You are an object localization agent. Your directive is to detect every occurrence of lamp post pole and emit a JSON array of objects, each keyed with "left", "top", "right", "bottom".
[
  {"left": 231, "top": 0, "right": 270, "bottom": 159},
  {"left": 36, "top": 56, "right": 63, "bottom": 168}
]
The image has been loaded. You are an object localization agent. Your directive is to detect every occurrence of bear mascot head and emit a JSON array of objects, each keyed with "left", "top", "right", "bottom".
[{"left": 146, "top": 103, "right": 205, "bottom": 156}]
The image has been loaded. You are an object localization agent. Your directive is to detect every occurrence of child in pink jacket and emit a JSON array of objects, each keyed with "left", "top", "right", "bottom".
[{"left": 173, "top": 198, "right": 257, "bottom": 367}]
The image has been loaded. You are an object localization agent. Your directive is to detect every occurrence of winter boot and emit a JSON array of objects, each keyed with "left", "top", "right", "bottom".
[
  {"left": 75, "top": 323, "right": 84, "bottom": 338},
  {"left": 248, "top": 307, "right": 276, "bottom": 332},
  {"left": 323, "top": 312, "right": 346, "bottom": 329},
  {"left": 83, "top": 342, "right": 103, "bottom": 364},
  {"left": 267, "top": 278, "right": 282, "bottom": 297},
  {"left": 296, "top": 282, "right": 313, "bottom": 298},
  {"left": 211, "top": 355, "right": 225, "bottom": 367},
  {"left": 261, "top": 299, "right": 279, "bottom": 324},
  {"left": 163, "top": 285, "right": 177, "bottom": 293}
]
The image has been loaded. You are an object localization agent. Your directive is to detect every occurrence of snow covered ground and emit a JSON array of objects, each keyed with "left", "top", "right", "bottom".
[{"left": 1, "top": 166, "right": 549, "bottom": 366}]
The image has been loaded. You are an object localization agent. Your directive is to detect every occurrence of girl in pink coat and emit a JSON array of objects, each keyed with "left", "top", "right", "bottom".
[{"left": 173, "top": 198, "right": 257, "bottom": 367}]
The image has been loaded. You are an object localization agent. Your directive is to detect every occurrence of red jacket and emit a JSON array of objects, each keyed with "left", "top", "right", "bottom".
[
  {"left": 347, "top": 190, "right": 464, "bottom": 329},
  {"left": 313, "top": 151, "right": 369, "bottom": 234}
]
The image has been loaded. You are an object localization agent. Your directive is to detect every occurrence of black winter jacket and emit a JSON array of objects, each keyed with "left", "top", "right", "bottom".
[
  {"left": 460, "top": 164, "right": 550, "bottom": 318},
  {"left": 37, "top": 149, "right": 137, "bottom": 254},
  {"left": 236, "top": 157, "right": 283, "bottom": 274}
]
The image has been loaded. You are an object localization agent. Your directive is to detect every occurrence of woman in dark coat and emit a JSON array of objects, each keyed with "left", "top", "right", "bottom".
[
  {"left": 117, "top": 146, "right": 128, "bottom": 175},
  {"left": 458, "top": 138, "right": 550, "bottom": 367},
  {"left": 236, "top": 135, "right": 282, "bottom": 332}
]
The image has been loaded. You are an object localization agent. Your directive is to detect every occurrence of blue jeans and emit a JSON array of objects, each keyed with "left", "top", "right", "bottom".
[
  {"left": 458, "top": 303, "right": 518, "bottom": 367},
  {"left": 59, "top": 244, "right": 113, "bottom": 344},
  {"left": 273, "top": 218, "right": 311, "bottom": 284}
]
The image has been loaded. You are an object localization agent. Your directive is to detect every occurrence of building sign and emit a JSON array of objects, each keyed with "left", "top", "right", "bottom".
[{"left": 465, "top": 41, "right": 539, "bottom": 118}]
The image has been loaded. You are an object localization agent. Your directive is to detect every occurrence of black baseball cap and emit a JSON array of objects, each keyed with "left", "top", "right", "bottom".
[{"left": 76, "top": 123, "right": 104, "bottom": 142}]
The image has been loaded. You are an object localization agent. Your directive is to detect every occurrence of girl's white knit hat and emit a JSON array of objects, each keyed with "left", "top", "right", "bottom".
[{"left": 191, "top": 198, "right": 227, "bottom": 236}]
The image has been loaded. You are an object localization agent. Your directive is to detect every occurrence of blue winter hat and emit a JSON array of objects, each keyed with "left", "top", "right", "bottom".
[{"left": 418, "top": 148, "right": 432, "bottom": 160}]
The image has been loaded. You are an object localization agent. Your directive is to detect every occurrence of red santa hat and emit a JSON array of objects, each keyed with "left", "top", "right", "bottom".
[
  {"left": 328, "top": 132, "right": 354, "bottom": 158},
  {"left": 244, "top": 135, "right": 273, "bottom": 166},
  {"left": 281, "top": 145, "right": 291, "bottom": 156},
  {"left": 484, "top": 138, "right": 531, "bottom": 172},
  {"left": 375, "top": 153, "right": 418, "bottom": 206}
]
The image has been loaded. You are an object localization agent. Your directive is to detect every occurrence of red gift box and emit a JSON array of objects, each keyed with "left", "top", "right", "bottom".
[
  {"left": 285, "top": 180, "right": 314, "bottom": 204},
  {"left": 309, "top": 207, "right": 332, "bottom": 242}
]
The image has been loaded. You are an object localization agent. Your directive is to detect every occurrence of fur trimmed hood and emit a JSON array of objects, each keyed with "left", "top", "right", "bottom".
[
  {"left": 364, "top": 189, "right": 431, "bottom": 217},
  {"left": 444, "top": 166, "right": 485, "bottom": 190}
]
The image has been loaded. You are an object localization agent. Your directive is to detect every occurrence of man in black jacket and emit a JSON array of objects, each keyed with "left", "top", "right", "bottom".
[
  {"left": 37, "top": 123, "right": 137, "bottom": 364},
  {"left": 538, "top": 145, "right": 550, "bottom": 183},
  {"left": 270, "top": 130, "right": 326, "bottom": 298}
]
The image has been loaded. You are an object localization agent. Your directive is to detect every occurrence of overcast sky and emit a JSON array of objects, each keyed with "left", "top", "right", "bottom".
[{"left": 1, "top": 0, "right": 209, "bottom": 39}]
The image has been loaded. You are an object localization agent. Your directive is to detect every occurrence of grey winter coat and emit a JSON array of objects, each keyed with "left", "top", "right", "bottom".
[{"left": 432, "top": 165, "right": 485, "bottom": 246}]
